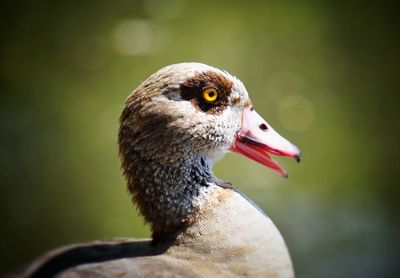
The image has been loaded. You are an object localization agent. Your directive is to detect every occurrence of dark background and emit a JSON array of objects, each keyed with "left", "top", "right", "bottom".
[{"left": 1, "top": 0, "right": 399, "bottom": 277}]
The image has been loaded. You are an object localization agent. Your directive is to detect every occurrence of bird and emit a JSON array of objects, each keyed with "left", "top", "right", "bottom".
[{"left": 19, "top": 62, "right": 300, "bottom": 278}]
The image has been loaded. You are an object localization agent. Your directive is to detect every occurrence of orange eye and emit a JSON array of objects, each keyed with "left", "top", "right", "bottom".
[{"left": 202, "top": 88, "right": 218, "bottom": 103}]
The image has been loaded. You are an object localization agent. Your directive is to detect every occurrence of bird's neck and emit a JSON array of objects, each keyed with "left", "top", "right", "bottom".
[{"left": 121, "top": 150, "right": 223, "bottom": 240}]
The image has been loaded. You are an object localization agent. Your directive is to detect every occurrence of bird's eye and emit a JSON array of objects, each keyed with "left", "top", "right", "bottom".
[{"left": 202, "top": 88, "right": 218, "bottom": 103}]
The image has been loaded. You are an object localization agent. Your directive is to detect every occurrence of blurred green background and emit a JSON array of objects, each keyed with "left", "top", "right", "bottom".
[{"left": 1, "top": 0, "right": 399, "bottom": 277}]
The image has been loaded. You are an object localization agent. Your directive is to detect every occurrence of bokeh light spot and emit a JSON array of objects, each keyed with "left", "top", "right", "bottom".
[
  {"left": 279, "top": 95, "right": 315, "bottom": 132},
  {"left": 112, "top": 19, "right": 170, "bottom": 56}
]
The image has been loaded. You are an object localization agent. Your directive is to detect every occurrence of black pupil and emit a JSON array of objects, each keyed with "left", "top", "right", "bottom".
[{"left": 208, "top": 91, "right": 214, "bottom": 97}]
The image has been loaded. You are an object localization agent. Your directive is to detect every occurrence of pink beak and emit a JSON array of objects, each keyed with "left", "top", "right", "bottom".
[{"left": 230, "top": 106, "right": 301, "bottom": 177}]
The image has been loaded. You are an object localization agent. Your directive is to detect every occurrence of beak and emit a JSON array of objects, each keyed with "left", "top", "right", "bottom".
[{"left": 230, "top": 106, "right": 301, "bottom": 177}]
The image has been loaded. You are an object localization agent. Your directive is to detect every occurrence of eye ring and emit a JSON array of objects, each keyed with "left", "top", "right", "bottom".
[{"left": 202, "top": 88, "right": 218, "bottom": 103}]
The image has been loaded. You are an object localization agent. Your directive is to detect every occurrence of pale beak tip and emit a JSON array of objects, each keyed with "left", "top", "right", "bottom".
[{"left": 282, "top": 172, "right": 288, "bottom": 178}]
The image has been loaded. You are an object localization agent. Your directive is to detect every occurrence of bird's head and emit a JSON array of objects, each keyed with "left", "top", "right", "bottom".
[{"left": 119, "top": 62, "right": 300, "bottom": 177}]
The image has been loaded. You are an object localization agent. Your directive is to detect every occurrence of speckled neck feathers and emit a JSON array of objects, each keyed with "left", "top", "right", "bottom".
[{"left": 119, "top": 132, "right": 222, "bottom": 239}]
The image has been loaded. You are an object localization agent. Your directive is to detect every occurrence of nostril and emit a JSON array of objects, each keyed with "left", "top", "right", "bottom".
[{"left": 259, "top": 123, "right": 268, "bottom": 131}]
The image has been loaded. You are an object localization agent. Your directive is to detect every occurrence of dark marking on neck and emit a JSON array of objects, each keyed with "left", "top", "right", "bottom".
[{"left": 200, "top": 157, "right": 207, "bottom": 168}]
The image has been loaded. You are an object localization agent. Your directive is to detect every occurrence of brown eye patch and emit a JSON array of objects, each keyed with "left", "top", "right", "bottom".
[{"left": 180, "top": 71, "right": 233, "bottom": 114}]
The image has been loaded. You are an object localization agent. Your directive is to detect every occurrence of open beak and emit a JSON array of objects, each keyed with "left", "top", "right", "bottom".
[{"left": 230, "top": 106, "right": 301, "bottom": 177}]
